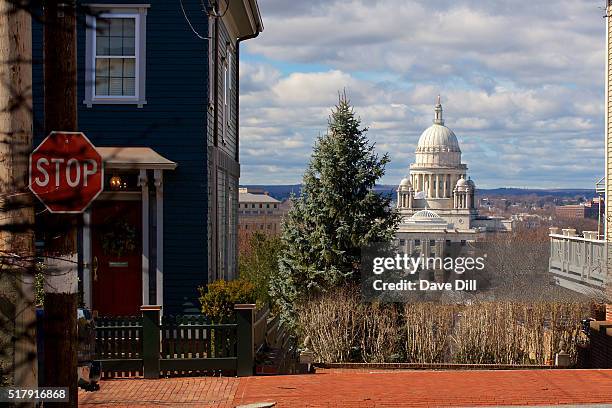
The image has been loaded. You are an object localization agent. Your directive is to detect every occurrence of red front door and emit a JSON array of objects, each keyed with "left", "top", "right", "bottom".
[{"left": 91, "top": 200, "right": 142, "bottom": 316}]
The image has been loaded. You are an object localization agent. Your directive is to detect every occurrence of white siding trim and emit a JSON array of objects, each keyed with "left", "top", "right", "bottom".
[
  {"left": 154, "top": 169, "right": 164, "bottom": 309},
  {"left": 139, "top": 169, "right": 150, "bottom": 305}
]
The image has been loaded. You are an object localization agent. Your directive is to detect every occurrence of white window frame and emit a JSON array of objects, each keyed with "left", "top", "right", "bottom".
[
  {"left": 227, "top": 48, "right": 232, "bottom": 122},
  {"left": 222, "top": 61, "right": 228, "bottom": 143},
  {"left": 93, "top": 13, "right": 139, "bottom": 101},
  {"left": 84, "top": 5, "right": 149, "bottom": 107},
  {"left": 222, "top": 46, "right": 233, "bottom": 144}
]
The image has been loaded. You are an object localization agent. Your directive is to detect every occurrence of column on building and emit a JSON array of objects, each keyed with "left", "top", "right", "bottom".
[
  {"left": 442, "top": 174, "right": 447, "bottom": 198},
  {"left": 397, "top": 177, "right": 414, "bottom": 209}
]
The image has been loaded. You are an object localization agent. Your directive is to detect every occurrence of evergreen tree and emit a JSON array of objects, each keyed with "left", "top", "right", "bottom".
[{"left": 270, "top": 95, "right": 400, "bottom": 326}]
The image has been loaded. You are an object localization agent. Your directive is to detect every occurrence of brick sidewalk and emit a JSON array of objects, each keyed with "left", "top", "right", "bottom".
[{"left": 79, "top": 369, "right": 612, "bottom": 407}]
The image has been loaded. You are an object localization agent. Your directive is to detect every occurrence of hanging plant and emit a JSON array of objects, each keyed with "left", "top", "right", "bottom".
[{"left": 100, "top": 219, "right": 137, "bottom": 257}]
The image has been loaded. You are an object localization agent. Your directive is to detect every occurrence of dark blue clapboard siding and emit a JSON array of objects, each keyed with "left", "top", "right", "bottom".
[{"left": 32, "top": 0, "right": 213, "bottom": 314}]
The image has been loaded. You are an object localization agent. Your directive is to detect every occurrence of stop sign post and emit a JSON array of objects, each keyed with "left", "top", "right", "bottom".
[{"left": 30, "top": 131, "right": 104, "bottom": 213}]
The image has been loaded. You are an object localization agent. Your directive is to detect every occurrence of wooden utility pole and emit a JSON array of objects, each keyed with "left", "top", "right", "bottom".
[
  {"left": 0, "top": 0, "right": 37, "bottom": 391},
  {"left": 42, "top": 1, "right": 79, "bottom": 406}
]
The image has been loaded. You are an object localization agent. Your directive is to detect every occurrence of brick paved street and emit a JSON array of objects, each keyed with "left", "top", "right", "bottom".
[{"left": 79, "top": 369, "right": 612, "bottom": 407}]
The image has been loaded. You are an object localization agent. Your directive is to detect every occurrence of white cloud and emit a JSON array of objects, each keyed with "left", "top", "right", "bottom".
[{"left": 238, "top": 0, "right": 605, "bottom": 188}]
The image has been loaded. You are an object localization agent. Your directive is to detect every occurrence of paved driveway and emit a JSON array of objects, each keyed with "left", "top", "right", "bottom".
[{"left": 79, "top": 369, "right": 612, "bottom": 407}]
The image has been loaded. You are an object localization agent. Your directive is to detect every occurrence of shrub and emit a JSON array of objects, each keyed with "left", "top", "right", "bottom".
[
  {"left": 297, "top": 286, "right": 402, "bottom": 363},
  {"left": 360, "top": 302, "right": 401, "bottom": 363},
  {"left": 238, "top": 232, "right": 282, "bottom": 305},
  {"left": 198, "top": 279, "right": 257, "bottom": 323},
  {"left": 404, "top": 303, "right": 456, "bottom": 363},
  {"left": 296, "top": 287, "right": 591, "bottom": 366},
  {"left": 296, "top": 286, "right": 362, "bottom": 363}
]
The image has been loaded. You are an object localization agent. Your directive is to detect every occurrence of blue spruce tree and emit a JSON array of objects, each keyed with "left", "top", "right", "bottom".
[{"left": 271, "top": 95, "right": 400, "bottom": 327}]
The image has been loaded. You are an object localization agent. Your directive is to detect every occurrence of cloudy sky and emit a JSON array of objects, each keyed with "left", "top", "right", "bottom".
[{"left": 239, "top": 0, "right": 606, "bottom": 188}]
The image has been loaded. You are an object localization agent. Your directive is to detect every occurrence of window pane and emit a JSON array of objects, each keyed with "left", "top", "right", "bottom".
[
  {"left": 95, "top": 76, "right": 109, "bottom": 95},
  {"left": 109, "top": 78, "right": 122, "bottom": 95},
  {"left": 109, "top": 58, "right": 122, "bottom": 77},
  {"left": 109, "top": 19, "right": 123, "bottom": 36},
  {"left": 123, "top": 78, "right": 135, "bottom": 96},
  {"left": 96, "top": 19, "right": 110, "bottom": 37},
  {"left": 96, "top": 36, "right": 110, "bottom": 56},
  {"left": 123, "top": 59, "right": 135, "bottom": 77},
  {"left": 109, "top": 37, "right": 122, "bottom": 55},
  {"left": 95, "top": 59, "right": 109, "bottom": 77},
  {"left": 122, "top": 37, "right": 135, "bottom": 56},
  {"left": 123, "top": 19, "right": 135, "bottom": 36}
]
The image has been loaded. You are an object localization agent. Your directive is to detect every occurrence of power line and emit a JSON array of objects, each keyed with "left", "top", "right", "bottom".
[
  {"left": 180, "top": 0, "right": 232, "bottom": 41},
  {"left": 179, "top": 0, "right": 210, "bottom": 40}
]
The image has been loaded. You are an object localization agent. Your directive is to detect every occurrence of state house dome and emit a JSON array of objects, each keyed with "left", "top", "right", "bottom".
[{"left": 414, "top": 97, "right": 462, "bottom": 167}]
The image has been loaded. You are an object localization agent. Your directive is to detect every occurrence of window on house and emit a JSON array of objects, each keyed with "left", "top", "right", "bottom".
[
  {"left": 222, "top": 47, "right": 232, "bottom": 144},
  {"left": 429, "top": 240, "right": 435, "bottom": 246},
  {"left": 227, "top": 48, "right": 232, "bottom": 119},
  {"left": 85, "top": 7, "right": 148, "bottom": 107},
  {"left": 414, "top": 239, "right": 421, "bottom": 246},
  {"left": 95, "top": 18, "right": 136, "bottom": 97},
  {"left": 222, "top": 62, "right": 228, "bottom": 143}
]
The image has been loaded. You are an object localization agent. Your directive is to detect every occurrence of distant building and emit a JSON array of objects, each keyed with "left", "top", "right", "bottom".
[
  {"left": 395, "top": 98, "right": 513, "bottom": 258},
  {"left": 555, "top": 205, "right": 591, "bottom": 219},
  {"left": 555, "top": 199, "right": 603, "bottom": 220},
  {"left": 511, "top": 213, "right": 547, "bottom": 229},
  {"left": 238, "top": 188, "right": 283, "bottom": 236}
]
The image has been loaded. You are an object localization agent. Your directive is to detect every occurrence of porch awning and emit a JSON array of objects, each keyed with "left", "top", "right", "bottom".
[{"left": 98, "top": 147, "right": 177, "bottom": 170}]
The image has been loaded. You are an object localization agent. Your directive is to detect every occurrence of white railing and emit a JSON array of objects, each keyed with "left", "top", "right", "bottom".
[{"left": 548, "top": 228, "right": 608, "bottom": 296}]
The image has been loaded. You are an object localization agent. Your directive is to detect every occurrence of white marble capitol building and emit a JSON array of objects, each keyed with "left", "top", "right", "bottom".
[{"left": 396, "top": 97, "right": 512, "bottom": 256}]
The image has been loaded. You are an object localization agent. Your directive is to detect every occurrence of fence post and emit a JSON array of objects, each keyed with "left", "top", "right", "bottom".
[
  {"left": 235, "top": 304, "right": 256, "bottom": 377},
  {"left": 141, "top": 305, "right": 161, "bottom": 379}
]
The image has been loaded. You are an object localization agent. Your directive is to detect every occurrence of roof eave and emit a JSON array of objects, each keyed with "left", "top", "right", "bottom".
[
  {"left": 105, "top": 162, "right": 177, "bottom": 171},
  {"left": 234, "top": 0, "right": 263, "bottom": 39}
]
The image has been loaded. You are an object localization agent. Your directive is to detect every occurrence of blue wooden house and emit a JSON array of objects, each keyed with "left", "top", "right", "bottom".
[{"left": 32, "top": 0, "right": 263, "bottom": 315}]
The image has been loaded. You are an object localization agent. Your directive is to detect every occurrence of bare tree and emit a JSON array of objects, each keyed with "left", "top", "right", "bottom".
[{"left": 477, "top": 225, "right": 586, "bottom": 301}]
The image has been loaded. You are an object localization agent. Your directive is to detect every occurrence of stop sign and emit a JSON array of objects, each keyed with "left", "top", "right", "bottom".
[{"left": 29, "top": 131, "right": 104, "bottom": 213}]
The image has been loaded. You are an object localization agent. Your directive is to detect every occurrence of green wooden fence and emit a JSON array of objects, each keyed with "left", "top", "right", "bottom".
[{"left": 95, "top": 304, "right": 258, "bottom": 378}]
